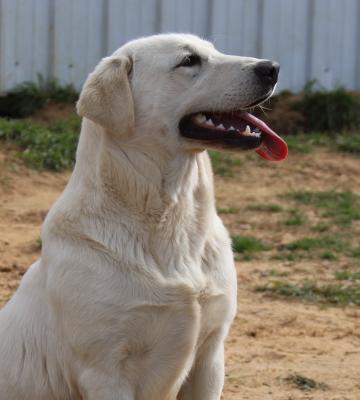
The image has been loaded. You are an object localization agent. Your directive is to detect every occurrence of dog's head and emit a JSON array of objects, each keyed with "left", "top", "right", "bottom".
[{"left": 77, "top": 34, "right": 287, "bottom": 161}]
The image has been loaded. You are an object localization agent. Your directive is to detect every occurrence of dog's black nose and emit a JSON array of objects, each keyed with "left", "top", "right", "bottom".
[{"left": 254, "top": 61, "right": 280, "bottom": 85}]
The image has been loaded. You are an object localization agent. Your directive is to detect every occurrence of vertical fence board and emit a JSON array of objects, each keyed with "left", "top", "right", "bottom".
[
  {"left": 0, "top": 0, "right": 18, "bottom": 90},
  {"left": 32, "top": 0, "right": 51, "bottom": 83}
]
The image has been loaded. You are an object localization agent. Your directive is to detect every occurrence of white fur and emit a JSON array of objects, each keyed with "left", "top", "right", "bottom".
[{"left": 0, "top": 34, "right": 268, "bottom": 400}]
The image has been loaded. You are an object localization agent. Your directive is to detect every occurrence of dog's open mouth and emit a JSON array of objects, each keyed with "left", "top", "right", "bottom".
[{"left": 179, "top": 111, "right": 288, "bottom": 161}]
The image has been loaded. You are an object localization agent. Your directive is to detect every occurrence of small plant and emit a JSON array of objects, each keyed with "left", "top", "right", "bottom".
[
  {"left": 0, "top": 116, "right": 80, "bottom": 170},
  {"left": 283, "top": 190, "right": 360, "bottom": 226},
  {"left": 217, "top": 207, "right": 239, "bottom": 214},
  {"left": 285, "top": 374, "right": 329, "bottom": 391},
  {"left": 247, "top": 203, "right": 283, "bottom": 212},
  {"left": 336, "top": 133, "right": 360, "bottom": 154},
  {"left": 283, "top": 209, "right": 306, "bottom": 226},
  {"left": 294, "top": 85, "right": 360, "bottom": 133},
  {"left": 284, "top": 236, "right": 346, "bottom": 252},
  {"left": 269, "top": 269, "right": 289, "bottom": 277},
  {"left": 232, "top": 235, "right": 270, "bottom": 253},
  {"left": 256, "top": 281, "right": 360, "bottom": 306},
  {"left": 0, "top": 78, "right": 78, "bottom": 118},
  {"left": 335, "top": 271, "right": 360, "bottom": 281},
  {"left": 208, "top": 151, "right": 242, "bottom": 177},
  {"left": 320, "top": 251, "right": 337, "bottom": 261}
]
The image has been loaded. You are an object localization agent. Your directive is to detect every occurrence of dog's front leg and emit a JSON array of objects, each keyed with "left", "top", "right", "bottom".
[{"left": 178, "top": 329, "right": 227, "bottom": 400}]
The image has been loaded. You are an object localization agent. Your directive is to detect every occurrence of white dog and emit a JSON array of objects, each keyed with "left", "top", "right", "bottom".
[{"left": 0, "top": 34, "right": 287, "bottom": 400}]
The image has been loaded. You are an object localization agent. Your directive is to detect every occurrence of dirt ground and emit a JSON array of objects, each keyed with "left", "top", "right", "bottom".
[{"left": 1, "top": 143, "right": 360, "bottom": 399}]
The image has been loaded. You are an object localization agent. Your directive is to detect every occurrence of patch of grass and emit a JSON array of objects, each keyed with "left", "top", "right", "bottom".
[
  {"left": 320, "top": 251, "right": 337, "bottom": 261},
  {"left": 247, "top": 203, "right": 283, "bottom": 212},
  {"left": 35, "top": 237, "right": 42, "bottom": 251},
  {"left": 283, "top": 209, "right": 306, "bottom": 226},
  {"left": 0, "top": 116, "right": 80, "bottom": 170},
  {"left": 0, "top": 79, "right": 78, "bottom": 118},
  {"left": 208, "top": 151, "right": 242, "bottom": 177},
  {"left": 335, "top": 271, "right": 360, "bottom": 281},
  {"left": 272, "top": 252, "right": 300, "bottom": 262},
  {"left": 350, "top": 247, "right": 360, "bottom": 258},
  {"left": 311, "top": 223, "right": 330, "bottom": 233},
  {"left": 295, "top": 85, "right": 360, "bottom": 133},
  {"left": 269, "top": 269, "right": 289, "bottom": 277},
  {"left": 285, "top": 133, "right": 332, "bottom": 153},
  {"left": 232, "top": 235, "right": 271, "bottom": 253},
  {"left": 336, "top": 133, "right": 360, "bottom": 154},
  {"left": 256, "top": 281, "right": 360, "bottom": 306},
  {"left": 285, "top": 374, "right": 329, "bottom": 391},
  {"left": 283, "top": 191, "right": 360, "bottom": 226},
  {"left": 217, "top": 207, "right": 239, "bottom": 214},
  {"left": 284, "top": 236, "right": 346, "bottom": 252}
]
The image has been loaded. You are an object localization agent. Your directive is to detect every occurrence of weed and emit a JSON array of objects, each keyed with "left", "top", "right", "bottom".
[
  {"left": 0, "top": 79, "right": 78, "bottom": 118},
  {"left": 0, "top": 116, "right": 80, "bottom": 170},
  {"left": 283, "top": 191, "right": 360, "bottom": 226},
  {"left": 285, "top": 133, "right": 332, "bottom": 153},
  {"left": 285, "top": 374, "right": 329, "bottom": 391},
  {"left": 232, "top": 235, "right": 271, "bottom": 253},
  {"left": 350, "top": 248, "right": 360, "bottom": 258},
  {"left": 35, "top": 237, "right": 42, "bottom": 251},
  {"left": 283, "top": 209, "right": 306, "bottom": 226},
  {"left": 218, "top": 207, "right": 239, "bottom": 214},
  {"left": 311, "top": 223, "right": 330, "bottom": 233},
  {"left": 284, "top": 236, "right": 346, "bottom": 252},
  {"left": 294, "top": 86, "right": 360, "bottom": 133},
  {"left": 256, "top": 281, "right": 360, "bottom": 306},
  {"left": 272, "top": 252, "right": 299, "bottom": 262},
  {"left": 335, "top": 271, "right": 360, "bottom": 281},
  {"left": 247, "top": 203, "right": 283, "bottom": 212},
  {"left": 320, "top": 251, "right": 337, "bottom": 261},
  {"left": 269, "top": 269, "right": 289, "bottom": 277},
  {"left": 208, "top": 151, "right": 242, "bottom": 177},
  {"left": 336, "top": 133, "right": 360, "bottom": 154}
]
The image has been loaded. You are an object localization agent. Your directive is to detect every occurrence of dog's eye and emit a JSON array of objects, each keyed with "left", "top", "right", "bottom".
[{"left": 176, "top": 54, "right": 201, "bottom": 68}]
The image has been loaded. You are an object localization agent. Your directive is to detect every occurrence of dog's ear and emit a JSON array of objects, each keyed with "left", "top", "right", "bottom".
[{"left": 77, "top": 56, "right": 134, "bottom": 136}]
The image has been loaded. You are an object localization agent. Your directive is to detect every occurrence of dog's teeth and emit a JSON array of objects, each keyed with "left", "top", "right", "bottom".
[
  {"left": 206, "top": 118, "right": 214, "bottom": 126},
  {"left": 217, "top": 124, "right": 225, "bottom": 130},
  {"left": 242, "top": 125, "right": 251, "bottom": 136},
  {"left": 195, "top": 113, "right": 206, "bottom": 123},
  {"left": 228, "top": 126, "right": 236, "bottom": 131}
]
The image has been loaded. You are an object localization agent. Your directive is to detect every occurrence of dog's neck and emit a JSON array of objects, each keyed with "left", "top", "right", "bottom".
[{"left": 74, "top": 119, "right": 215, "bottom": 223}]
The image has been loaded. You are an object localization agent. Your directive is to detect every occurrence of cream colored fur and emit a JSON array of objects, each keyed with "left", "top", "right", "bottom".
[{"left": 0, "top": 34, "right": 269, "bottom": 400}]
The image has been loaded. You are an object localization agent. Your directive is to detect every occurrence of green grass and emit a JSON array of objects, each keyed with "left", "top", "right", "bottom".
[
  {"left": 284, "top": 236, "right": 346, "bottom": 252},
  {"left": 350, "top": 247, "right": 360, "bottom": 258},
  {"left": 283, "top": 190, "right": 360, "bottom": 226},
  {"left": 0, "top": 79, "right": 78, "bottom": 118},
  {"left": 285, "top": 133, "right": 332, "bottom": 154},
  {"left": 336, "top": 133, "right": 360, "bottom": 154},
  {"left": 217, "top": 207, "right": 239, "bottom": 214},
  {"left": 311, "top": 223, "right": 330, "bottom": 233},
  {"left": 269, "top": 269, "right": 289, "bottom": 277},
  {"left": 232, "top": 235, "right": 271, "bottom": 253},
  {"left": 247, "top": 203, "right": 283, "bottom": 212},
  {"left": 283, "top": 209, "right": 306, "bottom": 226},
  {"left": 335, "top": 271, "right": 360, "bottom": 281},
  {"left": 285, "top": 374, "right": 329, "bottom": 391},
  {"left": 256, "top": 281, "right": 360, "bottom": 306},
  {"left": 0, "top": 116, "right": 80, "bottom": 170},
  {"left": 208, "top": 150, "right": 242, "bottom": 177},
  {"left": 320, "top": 251, "right": 337, "bottom": 261}
]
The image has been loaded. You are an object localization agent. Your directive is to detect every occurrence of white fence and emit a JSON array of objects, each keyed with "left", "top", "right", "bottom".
[{"left": 0, "top": 0, "right": 359, "bottom": 92}]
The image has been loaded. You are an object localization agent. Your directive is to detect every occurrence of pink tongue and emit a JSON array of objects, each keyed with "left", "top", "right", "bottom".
[{"left": 239, "top": 112, "right": 288, "bottom": 161}]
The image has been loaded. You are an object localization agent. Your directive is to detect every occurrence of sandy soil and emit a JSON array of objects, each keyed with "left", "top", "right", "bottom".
[{"left": 1, "top": 144, "right": 360, "bottom": 400}]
